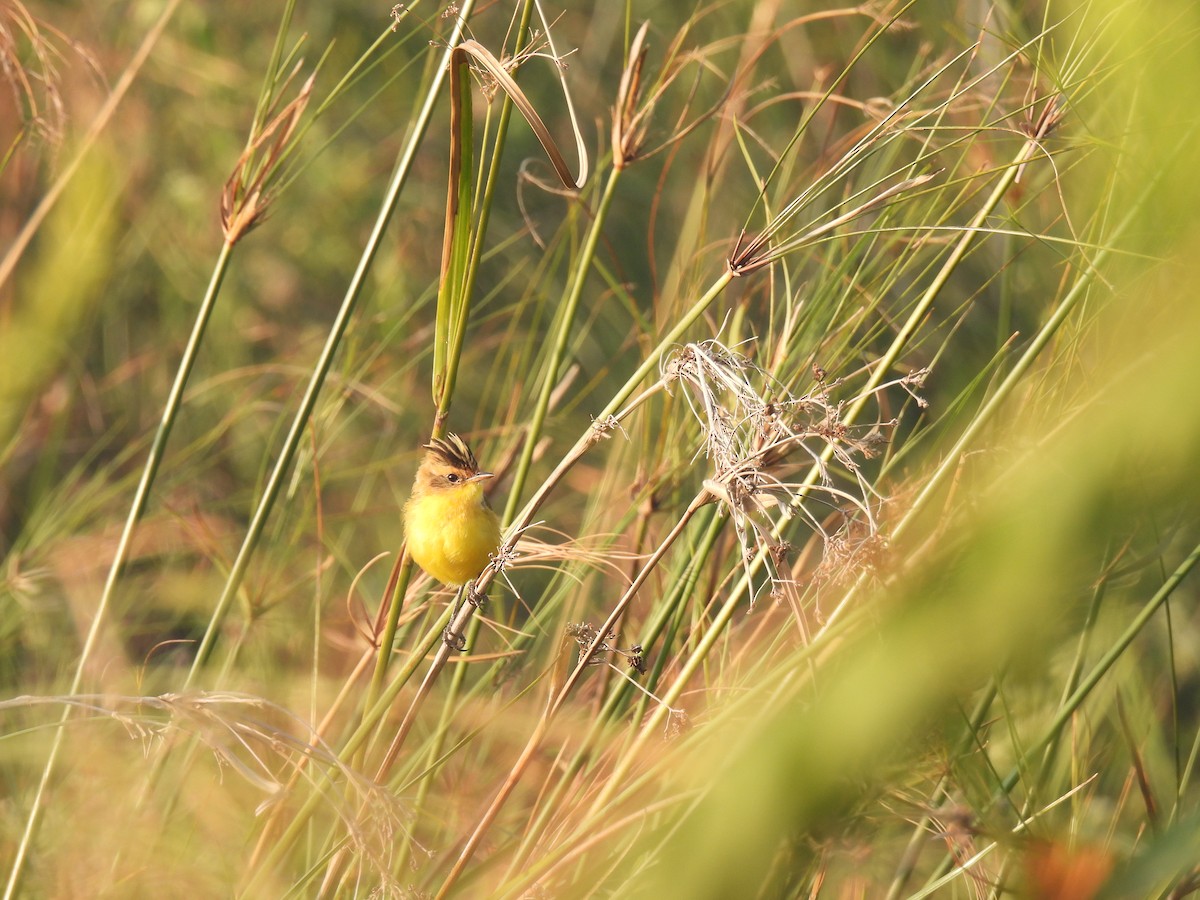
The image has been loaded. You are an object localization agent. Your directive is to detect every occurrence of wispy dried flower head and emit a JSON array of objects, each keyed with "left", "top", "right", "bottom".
[
  {"left": 220, "top": 66, "right": 314, "bottom": 245},
  {"left": 0, "top": 1, "right": 102, "bottom": 150},
  {"left": 0, "top": 690, "right": 412, "bottom": 864},
  {"left": 664, "top": 339, "right": 900, "bottom": 602}
]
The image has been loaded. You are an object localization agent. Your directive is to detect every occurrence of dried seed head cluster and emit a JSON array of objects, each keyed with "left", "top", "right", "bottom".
[
  {"left": 663, "top": 339, "right": 905, "bottom": 601},
  {"left": 611, "top": 22, "right": 727, "bottom": 171},
  {"left": 566, "top": 622, "right": 645, "bottom": 673}
]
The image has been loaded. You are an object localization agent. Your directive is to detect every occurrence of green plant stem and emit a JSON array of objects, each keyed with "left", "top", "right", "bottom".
[
  {"left": 503, "top": 167, "right": 623, "bottom": 523},
  {"left": 626, "top": 507, "right": 724, "bottom": 720},
  {"left": 432, "top": 55, "right": 476, "bottom": 425},
  {"left": 882, "top": 683, "right": 998, "bottom": 900},
  {"left": 891, "top": 242, "right": 1112, "bottom": 546},
  {"left": 506, "top": 269, "right": 733, "bottom": 534},
  {"left": 581, "top": 527, "right": 751, "bottom": 817},
  {"left": 390, "top": 615, "right": 479, "bottom": 878},
  {"left": 4, "top": 235, "right": 231, "bottom": 900},
  {"left": 359, "top": 556, "right": 414, "bottom": 739},
  {"left": 829, "top": 137, "right": 1040, "bottom": 470},
  {"left": 901, "top": 569, "right": 1113, "bottom": 898},
  {"left": 183, "top": 0, "right": 479, "bottom": 685},
  {"left": 363, "top": 0, "right": 534, "bottom": 716},
  {"left": 998, "top": 540, "right": 1200, "bottom": 802}
]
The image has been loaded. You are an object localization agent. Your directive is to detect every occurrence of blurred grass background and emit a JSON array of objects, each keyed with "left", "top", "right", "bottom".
[{"left": 2, "top": 0, "right": 1200, "bottom": 896}]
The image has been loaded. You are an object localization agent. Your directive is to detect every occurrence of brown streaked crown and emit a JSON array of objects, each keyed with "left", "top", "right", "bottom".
[{"left": 422, "top": 433, "right": 480, "bottom": 473}]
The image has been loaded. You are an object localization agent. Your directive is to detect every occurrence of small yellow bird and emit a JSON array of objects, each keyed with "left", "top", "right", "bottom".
[{"left": 403, "top": 433, "right": 501, "bottom": 587}]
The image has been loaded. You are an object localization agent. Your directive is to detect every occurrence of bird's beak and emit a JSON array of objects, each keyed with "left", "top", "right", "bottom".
[{"left": 468, "top": 471, "right": 495, "bottom": 483}]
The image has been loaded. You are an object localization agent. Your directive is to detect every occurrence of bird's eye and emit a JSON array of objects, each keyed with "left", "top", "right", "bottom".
[{"left": 446, "top": 473, "right": 461, "bottom": 484}]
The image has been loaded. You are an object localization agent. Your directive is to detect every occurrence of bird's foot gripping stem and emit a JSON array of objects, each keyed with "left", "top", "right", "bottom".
[{"left": 467, "top": 580, "right": 487, "bottom": 610}]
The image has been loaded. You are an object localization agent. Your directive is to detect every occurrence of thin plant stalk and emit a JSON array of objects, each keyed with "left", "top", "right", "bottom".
[
  {"left": 507, "top": 270, "right": 734, "bottom": 533},
  {"left": 359, "top": 553, "right": 415, "bottom": 730},
  {"left": 582, "top": 532, "right": 765, "bottom": 817},
  {"left": 993, "top": 541, "right": 1200, "bottom": 819},
  {"left": 183, "top": 1, "right": 479, "bottom": 686},
  {"left": 502, "top": 166, "right": 623, "bottom": 523},
  {"left": 882, "top": 683, "right": 1000, "bottom": 899},
  {"left": 792, "top": 116, "right": 1059, "bottom": 515},
  {"left": 820, "top": 147, "right": 1147, "bottom": 631},
  {"left": 3, "top": 235, "right": 229, "bottom": 900},
  {"left": 891, "top": 211, "right": 1114, "bottom": 546},
  {"left": 362, "top": 0, "right": 537, "bottom": 719}
]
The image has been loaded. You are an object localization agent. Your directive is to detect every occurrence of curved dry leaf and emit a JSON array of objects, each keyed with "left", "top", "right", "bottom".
[{"left": 453, "top": 39, "right": 587, "bottom": 191}]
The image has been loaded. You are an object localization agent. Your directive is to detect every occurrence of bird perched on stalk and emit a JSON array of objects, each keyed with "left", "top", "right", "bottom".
[{"left": 403, "top": 433, "right": 501, "bottom": 590}]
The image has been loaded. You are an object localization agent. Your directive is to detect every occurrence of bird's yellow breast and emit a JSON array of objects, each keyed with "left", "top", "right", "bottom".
[{"left": 403, "top": 482, "right": 501, "bottom": 585}]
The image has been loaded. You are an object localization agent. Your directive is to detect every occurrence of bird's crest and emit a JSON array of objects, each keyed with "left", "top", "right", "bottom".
[{"left": 422, "top": 433, "right": 480, "bottom": 472}]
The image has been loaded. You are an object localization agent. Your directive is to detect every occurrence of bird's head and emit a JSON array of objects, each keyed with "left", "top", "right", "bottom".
[{"left": 413, "top": 433, "right": 494, "bottom": 497}]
